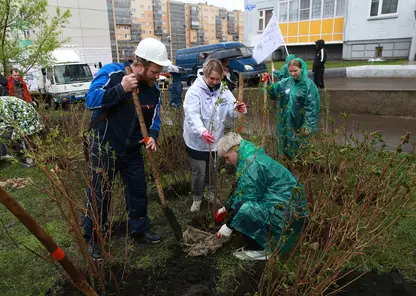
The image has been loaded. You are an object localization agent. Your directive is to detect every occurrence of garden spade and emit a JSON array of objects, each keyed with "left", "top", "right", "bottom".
[{"left": 125, "top": 67, "right": 183, "bottom": 241}]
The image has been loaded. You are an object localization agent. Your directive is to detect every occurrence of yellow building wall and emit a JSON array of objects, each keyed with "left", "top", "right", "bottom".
[{"left": 279, "top": 17, "right": 344, "bottom": 45}]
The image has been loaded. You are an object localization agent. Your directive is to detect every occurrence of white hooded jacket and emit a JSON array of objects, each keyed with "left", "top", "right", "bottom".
[{"left": 183, "top": 75, "right": 241, "bottom": 152}]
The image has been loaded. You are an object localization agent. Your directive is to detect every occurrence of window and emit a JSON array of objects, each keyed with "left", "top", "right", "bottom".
[
  {"left": 289, "top": 0, "right": 300, "bottom": 21},
  {"left": 336, "top": 0, "right": 346, "bottom": 16},
  {"left": 46, "top": 68, "right": 53, "bottom": 83},
  {"left": 323, "top": 0, "right": 335, "bottom": 18},
  {"left": 53, "top": 64, "right": 92, "bottom": 84},
  {"left": 140, "top": 5, "right": 143, "bottom": 9},
  {"left": 300, "top": 0, "right": 310, "bottom": 20},
  {"left": 124, "top": 26, "right": 129, "bottom": 30},
  {"left": 117, "top": 34, "right": 121, "bottom": 39},
  {"left": 258, "top": 8, "right": 273, "bottom": 31},
  {"left": 370, "top": 0, "right": 399, "bottom": 17},
  {"left": 132, "top": 17, "right": 137, "bottom": 22},
  {"left": 311, "top": 0, "right": 322, "bottom": 19},
  {"left": 125, "top": 34, "right": 130, "bottom": 38},
  {"left": 117, "top": 25, "right": 120, "bottom": 30},
  {"left": 149, "top": 30, "right": 152, "bottom": 34},
  {"left": 143, "top": 30, "right": 146, "bottom": 34},
  {"left": 141, "top": 13, "right": 144, "bottom": 18},
  {"left": 148, "top": 6, "right": 151, "bottom": 9},
  {"left": 279, "top": 1, "right": 288, "bottom": 22},
  {"left": 132, "top": 8, "right": 136, "bottom": 13}
]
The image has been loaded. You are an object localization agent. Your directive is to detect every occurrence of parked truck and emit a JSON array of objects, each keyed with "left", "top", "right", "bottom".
[{"left": 27, "top": 49, "right": 93, "bottom": 108}]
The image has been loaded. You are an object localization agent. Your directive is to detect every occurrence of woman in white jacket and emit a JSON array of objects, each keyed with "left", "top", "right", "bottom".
[{"left": 183, "top": 59, "right": 246, "bottom": 212}]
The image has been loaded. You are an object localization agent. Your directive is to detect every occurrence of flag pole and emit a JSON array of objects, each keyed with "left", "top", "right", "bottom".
[{"left": 273, "top": 10, "right": 290, "bottom": 56}]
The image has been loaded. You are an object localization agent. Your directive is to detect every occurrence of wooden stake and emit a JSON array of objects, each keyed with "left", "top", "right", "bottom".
[
  {"left": 261, "top": 80, "right": 268, "bottom": 147},
  {"left": 237, "top": 74, "right": 244, "bottom": 133},
  {"left": 0, "top": 186, "right": 98, "bottom": 296}
]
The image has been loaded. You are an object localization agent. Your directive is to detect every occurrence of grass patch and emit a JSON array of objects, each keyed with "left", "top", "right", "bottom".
[{"left": 267, "top": 59, "right": 408, "bottom": 72}]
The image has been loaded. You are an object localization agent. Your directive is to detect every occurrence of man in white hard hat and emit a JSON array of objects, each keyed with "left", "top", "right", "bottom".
[{"left": 84, "top": 38, "right": 171, "bottom": 259}]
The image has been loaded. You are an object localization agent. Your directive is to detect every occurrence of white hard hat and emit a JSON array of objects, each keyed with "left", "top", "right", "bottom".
[{"left": 135, "top": 38, "right": 172, "bottom": 67}]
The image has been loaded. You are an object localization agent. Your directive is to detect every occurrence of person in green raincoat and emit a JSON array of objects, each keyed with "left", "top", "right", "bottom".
[
  {"left": 268, "top": 58, "right": 320, "bottom": 159},
  {"left": 0, "top": 96, "right": 43, "bottom": 167},
  {"left": 273, "top": 54, "right": 296, "bottom": 80},
  {"left": 215, "top": 132, "right": 307, "bottom": 260}
]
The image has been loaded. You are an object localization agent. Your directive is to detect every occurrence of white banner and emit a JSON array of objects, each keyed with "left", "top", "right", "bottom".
[{"left": 253, "top": 12, "right": 285, "bottom": 64}]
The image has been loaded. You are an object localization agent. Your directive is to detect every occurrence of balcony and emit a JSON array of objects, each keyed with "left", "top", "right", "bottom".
[{"left": 191, "top": 21, "right": 200, "bottom": 30}]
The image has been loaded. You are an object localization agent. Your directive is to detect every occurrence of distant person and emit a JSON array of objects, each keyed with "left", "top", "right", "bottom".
[
  {"left": 168, "top": 66, "right": 183, "bottom": 108},
  {"left": 312, "top": 39, "right": 327, "bottom": 89},
  {"left": 267, "top": 58, "right": 320, "bottom": 159},
  {"left": 192, "top": 52, "right": 208, "bottom": 77},
  {"left": 6, "top": 68, "right": 32, "bottom": 103},
  {"left": 0, "top": 74, "right": 9, "bottom": 96},
  {"left": 98, "top": 62, "right": 103, "bottom": 69},
  {"left": 219, "top": 58, "right": 236, "bottom": 92},
  {"left": 274, "top": 54, "right": 296, "bottom": 80}
]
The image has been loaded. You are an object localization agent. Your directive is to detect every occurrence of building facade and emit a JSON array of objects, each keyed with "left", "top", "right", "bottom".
[
  {"left": 107, "top": 0, "right": 244, "bottom": 61},
  {"left": 343, "top": 0, "right": 416, "bottom": 60},
  {"left": 48, "top": 0, "right": 113, "bottom": 66},
  {"left": 107, "top": 0, "right": 141, "bottom": 62},
  {"left": 244, "top": 0, "right": 416, "bottom": 60}
]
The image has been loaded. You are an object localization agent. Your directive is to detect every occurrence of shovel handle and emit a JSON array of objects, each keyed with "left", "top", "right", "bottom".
[
  {"left": 125, "top": 67, "right": 167, "bottom": 208},
  {"left": 0, "top": 186, "right": 98, "bottom": 296}
]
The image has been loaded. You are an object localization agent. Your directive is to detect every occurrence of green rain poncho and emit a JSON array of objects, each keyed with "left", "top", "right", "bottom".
[
  {"left": 224, "top": 139, "right": 307, "bottom": 251},
  {"left": 0, "top": 96, "right": 43, "bottom": 141},
  {"left": 273, "top": 54, "right": 296, "bottom": 80},
  {"left": 269, "top": 58, "right": 320, "bottom": 159}
]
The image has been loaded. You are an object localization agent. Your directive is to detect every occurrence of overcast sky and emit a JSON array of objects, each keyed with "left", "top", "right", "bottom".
[{"left": 181, "top": 0, "right": 244, "bottom": 12}]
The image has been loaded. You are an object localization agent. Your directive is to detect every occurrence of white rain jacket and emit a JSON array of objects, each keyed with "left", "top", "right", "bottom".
[{"left": 183, "top": 75, "right": 241, "bottom": 152}]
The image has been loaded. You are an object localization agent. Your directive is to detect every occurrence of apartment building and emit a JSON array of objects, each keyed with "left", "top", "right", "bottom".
[
  {"left": 107, "top": 0, "right": 141, "bottom": 61},
  {"left": 47, "top": 0, "right": 112, "bottom": 66},
  {"left": 244, "top": 0, "right": 416, "bottom": 61},
  {"left": 108, "top": 0, "right": 244, "bottom": 61}
]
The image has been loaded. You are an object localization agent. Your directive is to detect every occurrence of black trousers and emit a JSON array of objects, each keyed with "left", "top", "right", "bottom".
[
  {"left": 313, "top": 69, "right": 325, "bottom": 89},
  {"left": 84, "top": 142, "right": 150, "bottom": 243}
]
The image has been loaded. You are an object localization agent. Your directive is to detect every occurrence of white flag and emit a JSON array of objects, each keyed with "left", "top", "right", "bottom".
[{"left": 253, "top": 12, "right": 285, "bottom": 64}]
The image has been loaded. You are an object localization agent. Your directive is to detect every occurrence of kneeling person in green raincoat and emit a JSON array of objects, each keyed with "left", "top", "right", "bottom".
[
  {"left": 268, "top": 58, "right": 320, "bottom": 159},
  {"left": 215, "top": 132, "right": 308, "bottom": 260}
]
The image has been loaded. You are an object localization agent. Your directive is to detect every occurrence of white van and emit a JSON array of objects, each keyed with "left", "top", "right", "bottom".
[{"left": 28, "top": 49, "right": 93, "bottom": 107}]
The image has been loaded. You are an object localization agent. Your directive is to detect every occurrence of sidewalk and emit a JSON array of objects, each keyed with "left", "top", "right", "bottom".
[{"left": 324, "top": 77, "right": 416, "bottom": 91}]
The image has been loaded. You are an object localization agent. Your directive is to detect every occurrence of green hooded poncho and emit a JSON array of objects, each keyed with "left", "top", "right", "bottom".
[
  {"left": 269, "top": 58, "right": 320, "bottom": 159},
  {"left": 224, "top": 139, "right": 307, "bottom": 251},
  {"left": 273, "top": 54, "right": 296, "bottom": 80}
]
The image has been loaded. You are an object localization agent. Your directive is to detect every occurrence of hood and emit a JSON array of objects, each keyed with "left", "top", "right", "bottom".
[
  {"left": 315, "top": 39, "right": 325, "bottom": 49},
  {"left": 193, "top": 75, "right": 221, "bottom": 94},
  {"left": 237, "top": 140, "right": 264, "bottom": 171},
  {"left": 285, "top": 54, "right": 296, "bottom": 64}
]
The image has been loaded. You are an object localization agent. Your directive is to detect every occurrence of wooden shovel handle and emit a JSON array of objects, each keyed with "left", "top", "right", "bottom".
[
  {"left": 0, "top": 186, "right": 98, "bottom": 296},
  {"left": 125, "top": 67, "right": 167, "bottom": 208}
]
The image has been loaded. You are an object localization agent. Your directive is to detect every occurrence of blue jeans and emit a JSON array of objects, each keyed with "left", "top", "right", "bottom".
[{"left": 83, "top": 143, "right": 150, "bottom": 243}]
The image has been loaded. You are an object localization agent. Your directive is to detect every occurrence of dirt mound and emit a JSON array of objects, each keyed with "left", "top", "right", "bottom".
[
  {"left": 52, "top": 253, "right": 217, "bottom": 296},
  {"left": 108, "top": 254, "right": 216, "bottom": 296},
  {"left": 333, "top": 270, "right": 416, "bottom": 296}
]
